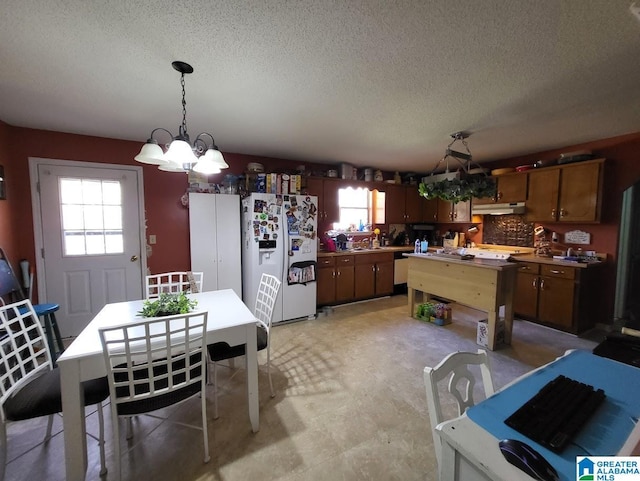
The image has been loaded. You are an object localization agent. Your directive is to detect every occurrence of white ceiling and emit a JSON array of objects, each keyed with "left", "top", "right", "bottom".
[{"left": 1, "top": 1, "right": 640, "bottom": 173}]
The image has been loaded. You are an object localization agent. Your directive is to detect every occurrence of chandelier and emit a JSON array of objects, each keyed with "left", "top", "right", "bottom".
[
  {"left": 134, "top": 61, "right": 228, "bottom": 174},
  {"left": 419, "top": 132, "right": 495, "bottom": 203}
]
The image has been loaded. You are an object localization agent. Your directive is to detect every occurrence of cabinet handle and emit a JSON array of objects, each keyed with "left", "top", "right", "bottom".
[
  {"left": 532, "top": 277, "right": 537, "bottom": 289},
  {"left": 332, "top": 270, "right": 336, "bottom": 278},
  {"left": 559, "top": 208, "right": 566, "bottom": 218},
  {"left": 497, "top": 191, "right": 503, "bottom": 200},
  {"left": 372, "top": 265, "right": 375, "bottom": 272},
  {"left": 540, "top": 279, "right": 545, "bottom": 290},
  {"left": 337, "top": 270, "right": 341, "bottom": 277},
  {"left": 550, "top": 269, "right": 563, "bottom": 275},
  {"left": 551, "top": 209, "right": 556, "bottom": 219}
]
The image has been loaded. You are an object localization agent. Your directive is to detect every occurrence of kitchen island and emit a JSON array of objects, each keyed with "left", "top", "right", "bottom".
[{"left": 405, "top": 253, "right": 520, "bottom": 350}]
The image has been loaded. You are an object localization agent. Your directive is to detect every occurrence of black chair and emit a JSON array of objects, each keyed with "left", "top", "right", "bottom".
[
  {"left": 0, "top": 248, "right": 64, "bottom": 363},
  {"left": 0, "top": 299, "right": 109, "bottom": 480},
  {"left": 207, "top": 273, "right": 281, "bottom": 418}
]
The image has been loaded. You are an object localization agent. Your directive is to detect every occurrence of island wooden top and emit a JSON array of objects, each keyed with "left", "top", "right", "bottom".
[{"left": 403, "top": 252, "right": 520, "bottom": 271}]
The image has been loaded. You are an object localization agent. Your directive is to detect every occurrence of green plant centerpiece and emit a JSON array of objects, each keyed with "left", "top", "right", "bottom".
[{"left": 138, "top": 291, "right": 198, "bottom": 317}]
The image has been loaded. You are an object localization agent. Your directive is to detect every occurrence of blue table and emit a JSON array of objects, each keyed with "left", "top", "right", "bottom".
[{"left": 468, "top": 350, "right": 640, "bottom": 480}]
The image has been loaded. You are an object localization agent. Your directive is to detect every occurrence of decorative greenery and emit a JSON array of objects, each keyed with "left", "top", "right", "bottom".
[
  {"left": 418, "top": 174, "right": 496, "bottom": 203},
  {"left": 138, "top": 292, "right": 198, "bottom": 318}
]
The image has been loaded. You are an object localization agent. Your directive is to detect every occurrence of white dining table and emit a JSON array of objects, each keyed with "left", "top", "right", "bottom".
[{"left": 58, "top": 289, "right": 259, "bottom": 481}]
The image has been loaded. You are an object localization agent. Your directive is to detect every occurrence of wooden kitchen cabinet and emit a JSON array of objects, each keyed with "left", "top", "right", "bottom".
[
  {"left": 473, "top": 173, "right": 527, "bottom": 205},
  {"left": 316, "top": 255, "right": 355, "bottom": 305},
  {"left": 525, "top": 159, "right": 604, "bottom": 223},
  {"left": 514, "top": 263, "right": 539, "bottom": 319},
  {"left": 385, "top": 185, "right": 423, "bottom": 223},
  {"left": 437, "top": 200, "right": 471, "bottom": 223},
  {"left": 354, "top": 252, "right": 394, "bottom": 299},
  {"left": 514, "top": 261, "right": 601, "bottom": 333},
  {"left": 422, "top": 198, "right": 438, "bottom": 222},
  {"left": 305, "top": 177, "right": 341, "bottom": 223}
]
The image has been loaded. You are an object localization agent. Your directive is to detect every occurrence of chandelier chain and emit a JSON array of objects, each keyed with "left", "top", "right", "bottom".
[{"left": 180, "top": 73, "right": 188, "bottom": 135}]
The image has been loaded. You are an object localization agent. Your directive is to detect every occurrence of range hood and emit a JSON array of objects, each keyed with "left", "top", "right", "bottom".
[{"left": 471, "top": 202, "right": 526, "bottom": 216}]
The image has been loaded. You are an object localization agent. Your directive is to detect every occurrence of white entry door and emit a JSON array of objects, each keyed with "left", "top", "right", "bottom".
[{"left": 32, "top": 159, "right": 145, "bottom": 337}]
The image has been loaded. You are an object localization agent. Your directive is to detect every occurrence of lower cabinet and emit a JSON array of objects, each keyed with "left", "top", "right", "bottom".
[
  {"left": 317, "top": 252, "right": 393, "bottom": 306},
  {"left": 317, "top": 256, "right": 355, "bottom": 305},
  {"left": 354, "top": 252, "right": 394, "bottom": 299},
  {"left": 514, "top": 261, "right": 601, "bottom": 334}
]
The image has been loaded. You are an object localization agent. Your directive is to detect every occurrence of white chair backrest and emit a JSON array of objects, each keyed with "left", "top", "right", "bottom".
[
  {"left": 423, "top": 349, "right": 495, "bottom": 466},
  {"left": 98, "top": 311, "right": 208, "bottom": 407},
  {"left": 145, "top": 272, "right": 203, "bottom": 299},
  {"left": 0, "top": 300, "right": 53, "bottom": 408},
  {"left": 254, "top": 274, "right": 281, "bottom": 329}
]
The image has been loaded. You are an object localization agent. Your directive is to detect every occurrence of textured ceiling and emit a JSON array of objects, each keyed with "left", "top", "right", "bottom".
[{"left": 1, "top": 1, "right": 639, "bottom": 173}]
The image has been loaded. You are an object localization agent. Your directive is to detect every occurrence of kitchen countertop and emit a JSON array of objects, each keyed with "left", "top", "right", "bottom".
[
  {"left": 513, "top": 254, "right": 604, "bottom": 268},
  {"left": 318, "top": 246, "right": 414, "bottom": 257},
  {"left": 403, "top": 252, "right": 519, "bottom": 271}
]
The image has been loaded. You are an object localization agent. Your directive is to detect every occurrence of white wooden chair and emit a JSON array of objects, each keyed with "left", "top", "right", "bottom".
[
  {"left": 99, "top": 311, "right": 209, "bottom": 480},
  {"left": 423, "top": 349, "right": 495, "bottom": 467},
  {"left": 207, "top": 273, "right": 281, "bottom": 418},
  {"left": 144, "top": 271, "right": 204, "bottom": 299}
]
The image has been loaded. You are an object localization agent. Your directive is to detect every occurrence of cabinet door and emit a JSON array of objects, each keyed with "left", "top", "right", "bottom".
[
  {"left": 514, "top": 270, "right": 539, "bottom": 319},
  {"left": 354, "top": 263, "right": 375, "bottom": 299},
  {"left": 497, "top": 174, "right": 527, "bottom": 203},
  {"left": 375, "top": 261, "right": 394, "bottom": 296},
  {"left": 422, "top": 198, "right": 438, "bottom": 222},
  {"left": 214, "top": 194, "right": 242, "bottom": 297},
  {"left": 525, "top": 169, "right": 560, "bottom": 222},
  {"left": 538, "top": 276, "right": 575, "bottom": 329},
  {"left": 317, "top": 267, "right": 336, "bottom": 305},
  {"left": 558, "top": 162, "right": 601, "bottom": 222},
  {"left": 323, "top": 180, "right": 341, "bottom": 224},
  {"left": 305, "top": 178, "right": 325, "bottom": 221},
  {"left": 453, "top": 201, "right": 470, "bottom": 223},
  {"left": 385, "top": 184, "right": 406, "bottom": 223},
  {"left": 437, "top": 200, "right": 454, "bottom": 222},
  {"left": 404, "top": 186, "right": 423, "bottom": 223},
  {"left": 335, "top": 266, "right": 355, "bottom": 302}
]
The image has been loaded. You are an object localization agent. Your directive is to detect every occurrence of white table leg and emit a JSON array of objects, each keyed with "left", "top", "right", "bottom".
[
  {"left": 245, "top": 322, "right": 259, "bottom": 432},
  {"left": 59, "top": 359, "right": 87, "bottom": 481}
]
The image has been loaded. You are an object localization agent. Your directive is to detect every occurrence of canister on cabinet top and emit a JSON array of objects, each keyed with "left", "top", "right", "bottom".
[
  {"left": 364, "top": 168, "right": 373, "bottom": 182},
  {"left": 340, "top": 163, "right": 354, "bottom": 179}
]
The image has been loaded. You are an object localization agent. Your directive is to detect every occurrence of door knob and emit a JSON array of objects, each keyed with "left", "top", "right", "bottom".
[{"left": 130, "top": 255, "right": 139, "bottom": 262}]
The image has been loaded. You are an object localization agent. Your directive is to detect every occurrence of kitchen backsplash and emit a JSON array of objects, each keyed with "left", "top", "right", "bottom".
[{"left": 482, "top": 215, "right": 534, "bottom": 247}]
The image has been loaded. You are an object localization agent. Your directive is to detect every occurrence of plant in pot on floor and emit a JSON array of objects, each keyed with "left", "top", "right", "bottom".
[{"left": 138, "top": 291, "right": 198, "bottom": 317}]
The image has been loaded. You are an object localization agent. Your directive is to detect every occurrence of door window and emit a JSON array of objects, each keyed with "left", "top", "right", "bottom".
[{"left": 60, "top": 178, "right": 123, "bottom": 255}]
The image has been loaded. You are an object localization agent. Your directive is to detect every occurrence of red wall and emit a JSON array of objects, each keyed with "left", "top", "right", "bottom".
[
  {"left": 0, "top": 120, "right": 638, "bottom": 324},
  {"left": 0, "top": 121, "right": 328, "bottom": 275}
]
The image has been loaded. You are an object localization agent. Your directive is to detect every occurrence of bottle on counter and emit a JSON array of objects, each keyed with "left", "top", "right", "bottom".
[
  {"left": 415, "top": 239, "right": 421, "bottom": 254},
  {"left": 421, "top": 237, "right": 429, "bottom": 253}
]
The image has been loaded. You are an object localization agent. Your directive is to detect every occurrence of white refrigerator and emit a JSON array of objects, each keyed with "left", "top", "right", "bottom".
[{"left": 241, "top": 193, "right": 318, "bottom": 324}]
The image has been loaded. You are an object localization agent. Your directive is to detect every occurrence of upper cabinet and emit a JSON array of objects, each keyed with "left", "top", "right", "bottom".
[
  {"left": 385, "top": 184, "right": 423, "bottom": 223},
  {"left": 473, "top": 173, "right": 527, "bottom": 205},
  {"left": 437, "top": 199, "right": 471, "bottom": 223},
  {"left": 525, "top": 159, "right": 604, "bottom": 223},
  {"left": 305, "top": 177, "right": 341, "bottom": 224}
]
